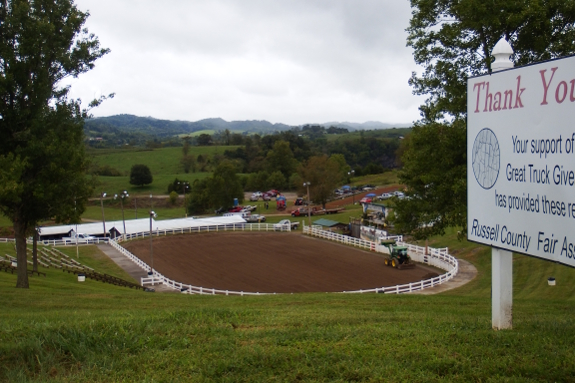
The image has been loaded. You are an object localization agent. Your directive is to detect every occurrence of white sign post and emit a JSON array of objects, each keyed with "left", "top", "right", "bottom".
[{"left": 468, "top": 39, "right": 575, "bottom": 330}]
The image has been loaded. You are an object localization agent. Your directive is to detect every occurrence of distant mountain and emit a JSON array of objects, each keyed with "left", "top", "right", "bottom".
[
  {"left": 83, "top": 114, "right": 412, "bottom": 142},
  {"left": 84, "top": 114, "right": 294, "bottom": 137},
  {"left": 319, "top": 121, "right": 413, "bottom": 130}
]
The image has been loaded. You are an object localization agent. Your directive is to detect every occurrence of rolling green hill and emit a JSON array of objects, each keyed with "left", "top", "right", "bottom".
[{"left": 88, "top": 146, "right": 238, "bottom": 196}]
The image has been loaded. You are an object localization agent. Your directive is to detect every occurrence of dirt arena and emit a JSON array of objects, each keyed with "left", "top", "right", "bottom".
[{"left": 123, "top": 232, "right": 437, "bottom": 293}]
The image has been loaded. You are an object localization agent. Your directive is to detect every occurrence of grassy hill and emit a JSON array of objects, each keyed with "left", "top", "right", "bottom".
[
  {"left": 88, "top": 146, "right": 238, "bottom": 196},
  {"left": 1, "top": 230, "right": 574, "bottom": 381}
]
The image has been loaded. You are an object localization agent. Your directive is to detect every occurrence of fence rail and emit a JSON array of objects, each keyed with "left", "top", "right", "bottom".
[
  {"left": 109, "top": 222, "right": 295, "bottom": 295},
  {"left": 304, "top": 226, "right": 458, "bottom": 294},
  {"left": 111, "top": 223, "right": 458, "bottom": 295},
  {"left": 1, "top": 221, "right": 457, "bottom": 296}
]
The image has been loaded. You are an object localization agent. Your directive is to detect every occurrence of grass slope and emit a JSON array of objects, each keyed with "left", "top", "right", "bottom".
[
  {"left": 1, "top": 232, "right": 575, "bottom": 381},
  {"left": 89, "top": 146, "right": 238, "bottom": 196}
]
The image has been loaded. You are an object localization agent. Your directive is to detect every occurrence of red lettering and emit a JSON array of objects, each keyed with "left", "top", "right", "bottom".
[
  {"left": 540, "top": 67, "right": 558, "bottom": 105},
  {"left": 473, "top": 82, "right": 485, "bottom": 113},
  {"left": 493, "top": 92, "right": 502, "bottom": 111},
  {"left": 556, "top": 81, "right": 568, "bottom": 103},
  {"left": 514, "top": 75, "right": 525, "bottom": 109},
  {"left": 484, "top": 82, "right": 493, "bottom": 112},
  {"left": 503, "top": 90, "right": 513, "bottom": 110}
]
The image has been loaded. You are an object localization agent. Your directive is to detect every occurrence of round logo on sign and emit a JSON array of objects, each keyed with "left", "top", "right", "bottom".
[{"left": 472, "top": 128, "right": 500, "bottom": 190}]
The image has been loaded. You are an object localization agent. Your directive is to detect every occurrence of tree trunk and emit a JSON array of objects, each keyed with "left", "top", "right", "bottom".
[
  {"left": 14, "top": 219, "right": 29, "bottom": 288},
  {"left": 32, "top": 229, "right": 38, "bottom": 272}
]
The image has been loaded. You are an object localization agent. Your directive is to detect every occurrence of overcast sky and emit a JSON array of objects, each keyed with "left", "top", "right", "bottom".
[{"left": 66, "top": 0, "right": 423, "bottom": 126}]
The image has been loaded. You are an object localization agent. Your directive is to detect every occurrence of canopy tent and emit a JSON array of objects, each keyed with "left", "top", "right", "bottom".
[{"left": 38, "top": 215, "right": 247, "bottom": 240}]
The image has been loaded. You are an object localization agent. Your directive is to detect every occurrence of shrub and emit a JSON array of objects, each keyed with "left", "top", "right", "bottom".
[{"left": 169, "top": 191, "right": 178, "bottom": 205}]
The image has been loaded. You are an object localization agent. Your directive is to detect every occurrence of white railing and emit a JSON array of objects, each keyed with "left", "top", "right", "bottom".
[
  {"left": 115, "top": 222, "right": 291, "bottom": 244},
  {"left": 304, "top": 226, "right": 458, "bottom": 294},
  {"left": 104, "top": 222, "right": 457, "bottom": 296},
  {"left": 0, "top": 237, "right": 110, "bottom": 246},
  {"left": 109, "top": 222, "right": 294, "bottom": 294}
]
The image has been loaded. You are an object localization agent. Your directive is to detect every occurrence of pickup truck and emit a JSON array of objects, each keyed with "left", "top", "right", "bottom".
[
  {"left": 245, "top": 214, "right": 266, "bottom": 223},
  {"left": 62, "top": 233, "right": 96, "bottom": 243},
  {"left": 273, "top": 219, "right": 300, "bottom": 231},
  {"left": 291, "top": 207, "right": 318, "bottom": 217}
]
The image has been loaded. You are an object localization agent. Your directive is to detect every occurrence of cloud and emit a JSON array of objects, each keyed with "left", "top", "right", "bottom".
[{"left": 66, "top": 0, "right": 423, "bottom": 125}]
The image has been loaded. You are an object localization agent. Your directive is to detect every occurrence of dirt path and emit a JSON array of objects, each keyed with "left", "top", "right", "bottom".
[{"left": 122, "top": 232, "right": 439, "bottom": 294}]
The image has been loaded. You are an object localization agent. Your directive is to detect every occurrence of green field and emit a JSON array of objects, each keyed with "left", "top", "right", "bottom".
[
  {"left": 177, "top": 129, "right": 217, "bottom": 138},
  {"left": 88, "top": 146, "right": 238, "bottom": 196},
  {"left": 1, "top": 228, "right": 575, "bottom": 382}
]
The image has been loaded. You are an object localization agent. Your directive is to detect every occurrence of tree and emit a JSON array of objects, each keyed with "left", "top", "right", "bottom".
[
  {"left": 208, "top": 160, "right": 244, "bottom": 209},
  {"left": 0, "top": 0, "right": 109, "bottom": 288},
  {"left": 182, "top": 137, "right": 191, "bottom": 155},
  {"left": 266, "top": 171, "right": 286, "bottom": 190},
  {"left": 395, "top": 0, "right": 575, "bottom": 238},
  {"left": 197, "top": 133, "right": 213, "bottom": 146},
  {"left": 188, "top": 160, "right": 244, "bottom": 214},
  {"left": 180, "top": 154, "right": 196, "bottom": 173},
  {"left": 297, "top": 155, "right": 344, "bottom": 208},
  {"left": 265, "top": 140, "right": 298, "bottom": 180},
  {"left": 130, "top": 164, "right": 153, "bottom": 187}
]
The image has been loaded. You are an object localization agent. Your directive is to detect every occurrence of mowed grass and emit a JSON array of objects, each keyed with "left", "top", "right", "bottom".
[{"left": 1, "top": 230, "right": 575, "bottom": 382}]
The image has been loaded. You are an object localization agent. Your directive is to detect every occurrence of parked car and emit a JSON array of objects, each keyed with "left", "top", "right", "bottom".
[
  {"left": 245, "top": 214, "right": 266, "bottom": 223},
  {"left": 228, "top": 206, "right": 243, "bottom": 213},
  {"left": 249, "top": 194, "right": 260, "bottom": 201},
  {"left": 394, "top": 191, "right": 405, "bottom": 199},
  {"left": 273, "top": 219, "right": 299, "bottom": 230},
  {"left": 243, "top": 205, "right": 257, "bottom": 212},
  {"left": 262, "top": 194, "right": 272, "bottom": 201},
  {"left": 266, "top": 189, "right": 280, "bottom": 196},
  {"left": 62, "top": 233, "right": 96, "bottom": 243},
  {"left": 359, "top": 197, "right": 372, "bottom": 204},
  {"left": 379, "top": 192, "right": 392, "bottom": 200},
  {"left": 294, "top": 197, "right": 306, "bottom": 206}
]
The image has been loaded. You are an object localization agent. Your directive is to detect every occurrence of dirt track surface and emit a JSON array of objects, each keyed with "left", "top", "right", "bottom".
[{"left": 123, "top": 232, "right": 433, "bottom": 293}]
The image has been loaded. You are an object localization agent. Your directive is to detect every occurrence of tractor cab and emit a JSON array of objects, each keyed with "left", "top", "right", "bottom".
[{"left": 380, "top": 239, "right": 415, "bottom": 269}]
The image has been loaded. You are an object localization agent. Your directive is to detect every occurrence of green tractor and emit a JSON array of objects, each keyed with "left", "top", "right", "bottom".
[{"left": 381, "top": 239, "right": 416, "bottom": 269}]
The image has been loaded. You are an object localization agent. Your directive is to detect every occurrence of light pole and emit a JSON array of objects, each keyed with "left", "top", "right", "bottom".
[
  {"left": 100, "top": 192, "right": 107, "bottom": 237},
  {"left": 149, "top": 210, "right": 156, "bottom": 276},
  {"left": 178, "top": 181, "right": 189, "bottom": 217},
  {"left": 303, "top": 182, "right": 312, "bottom": 227},
  {"left": 348, "top": 170, "right": 355, "bottom": 205},
  {"left": 115, "top": 190, "right": 129, "bottom": 236}
]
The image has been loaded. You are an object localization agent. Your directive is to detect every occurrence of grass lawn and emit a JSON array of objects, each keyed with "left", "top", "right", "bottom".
[
  {"left": 89, "top": 146, "right": 237, "bottom": 175},
  {"left": 1, "top": 227, "right": 575, "bottom": 382}
]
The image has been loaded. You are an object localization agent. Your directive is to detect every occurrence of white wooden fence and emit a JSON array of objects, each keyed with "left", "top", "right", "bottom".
[
  {"left": 1, "top": 221, "right": 457, "bottom": 296},
  {"left": 109, "top": 222, "right": 294, "bottom": 295},
  {"left": 0, "top": 237, "right": 110, "bottom": 246},
  {"left": 304, "top": 226, "right": 458, "bottom": 294}
]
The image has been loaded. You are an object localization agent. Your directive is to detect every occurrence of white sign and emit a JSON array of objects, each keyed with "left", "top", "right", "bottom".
[{"left": 468, "top": 55, "right": 575, "bottom": 268}]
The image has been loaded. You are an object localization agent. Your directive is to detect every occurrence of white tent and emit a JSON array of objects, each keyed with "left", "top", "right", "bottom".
[{"left": 38, "top": 215, "right": 247, "bottom": 239}]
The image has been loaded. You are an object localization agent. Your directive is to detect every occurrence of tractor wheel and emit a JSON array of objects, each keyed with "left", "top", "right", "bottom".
[
  {"left": 384, "top": 258, "right": 390, "bottom": 266},
  {"left": 391, "top": 258, "right": 398, "bottom": 268}
]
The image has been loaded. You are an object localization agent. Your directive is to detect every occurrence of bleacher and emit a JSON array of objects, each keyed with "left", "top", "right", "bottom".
[{"left": 3, "top": 245, "right": 142, "bottom": 290}]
